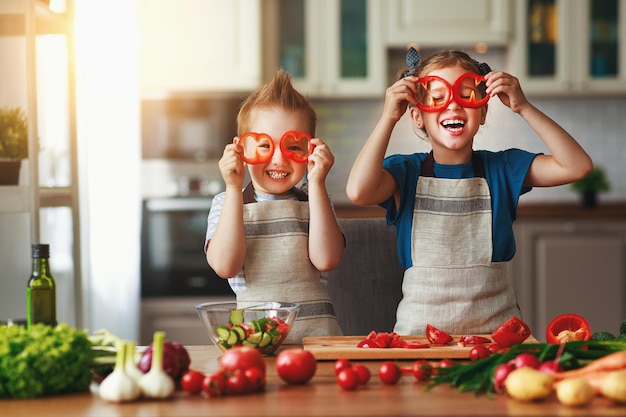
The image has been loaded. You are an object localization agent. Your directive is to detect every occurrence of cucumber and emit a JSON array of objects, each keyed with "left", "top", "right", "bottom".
[
  {"left": 231, "top": 325, "right": 246, "bottom": 340},
  {"left": 271, "top": 334, "right": 283, "bottom": 345},
  {"left": 226, "top": 330, "right": 239, "bottom": 345},
  {"left": 216, "top": 325, "right": 231, "bottom": 341},
  {"left": 258, "top": 332, "right": 272, "bottom": 347},
  {"left": 247, "top": 331, "right": 263, "bottom": 345},
  {"left": 229, "top": 309, "right": 244, "bottom": 325}
]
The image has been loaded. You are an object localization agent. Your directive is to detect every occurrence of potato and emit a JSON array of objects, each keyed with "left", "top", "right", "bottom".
[
  {"left": 600, "top": 370, "right": 626, "bottom": 403},
  {"left": 555, "top": 378, "right": 595, "bottom": 407},
  {"left": 505, "top": 367, "right": 553, "bottom": 402}
]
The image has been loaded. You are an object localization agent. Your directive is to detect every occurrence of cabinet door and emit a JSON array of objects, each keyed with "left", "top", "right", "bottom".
[
  {"left": 140, "top": 0, "right": 261, "bottom": 93},
  {"left": 386, "top": 0, "right": 511, "bottom": 47}
]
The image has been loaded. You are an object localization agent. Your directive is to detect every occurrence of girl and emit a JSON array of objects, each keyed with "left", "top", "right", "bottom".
[{"left": 346, "top": 49, "right": 592, "bottom": 335}]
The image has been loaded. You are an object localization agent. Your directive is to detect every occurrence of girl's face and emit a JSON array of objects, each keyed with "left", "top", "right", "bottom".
[
  {"left": 244, "top": 107, "right": 310, "bottom": 195},
  {"left": 410, "top": 65, "right": 487, "bottom": 162}
]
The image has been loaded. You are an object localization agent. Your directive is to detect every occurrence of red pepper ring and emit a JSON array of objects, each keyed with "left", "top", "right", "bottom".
[
  {"left": 414, "top": 72, "right": 489, "bottom": 113},
  {"left": 279, "top": 131, "right": 314, "bottom": 163},
  {"left": 237, "top": 132, "right": 274, "bottom": 164},
  {"left": 545, "top": 313, "right": 591, "bottom": 344}
]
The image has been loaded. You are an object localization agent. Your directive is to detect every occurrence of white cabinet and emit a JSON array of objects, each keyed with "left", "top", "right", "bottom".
[
  {"left": 510, "top": 0, "right": 626, "bottom": 95},
  {"left": 385, "top": 0, "right": 512, "bottom": 47},
  {"left": 512, "top": 220, "right": 626, "bottom": 341},
  {"left": 265, "top": 0, "right": 385, "bottom": 97},
  {"left": 139, "top": 0, "right": 262, "bottom": 95}
]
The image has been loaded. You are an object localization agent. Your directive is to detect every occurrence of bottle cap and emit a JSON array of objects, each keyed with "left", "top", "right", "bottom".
[{"left": 31, "top": 244, "right": 50, "bottom": 258}]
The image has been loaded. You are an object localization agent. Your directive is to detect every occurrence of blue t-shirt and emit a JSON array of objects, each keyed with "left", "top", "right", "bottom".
[{"left": 382, "top": 149, "right": 538, "bottom": 269}]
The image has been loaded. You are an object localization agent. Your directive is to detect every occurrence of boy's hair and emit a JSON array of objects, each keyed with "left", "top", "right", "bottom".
[{"left": 237, "top": 69, "right": 317, "bottom": 137}]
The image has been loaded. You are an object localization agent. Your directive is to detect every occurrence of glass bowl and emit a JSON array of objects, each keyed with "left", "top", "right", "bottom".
[{"left": 196, "top": 301, "right": 299, "bottom": 355}]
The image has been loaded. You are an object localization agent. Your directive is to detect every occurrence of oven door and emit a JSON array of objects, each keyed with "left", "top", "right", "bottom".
[{"left": 141, "top": 197, "right": 234, "bottom": 297}]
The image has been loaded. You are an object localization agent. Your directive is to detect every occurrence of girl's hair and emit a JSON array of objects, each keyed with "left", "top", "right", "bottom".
[
  {"left": 398, "top": 49, "right": 491, "bottom": 80},
  {"left": 237, "top": 68, "right": 317, "bottom": 136}
]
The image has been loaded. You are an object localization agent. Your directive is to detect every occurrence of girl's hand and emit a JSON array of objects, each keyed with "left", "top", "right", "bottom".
[
  {"left": 382, "top": 77, "right": 419, "bottom": 122},
  {"left": 306, "top": 138, "right": 334, "bottom": 184},
  {"left": 484, "top": 71, "right": 530, "bottom": 114},
  {"left": 218, "top": 140, "right": 245, "bottom": 189}
]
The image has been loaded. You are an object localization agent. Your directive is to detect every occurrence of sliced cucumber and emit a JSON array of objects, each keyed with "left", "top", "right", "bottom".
[
  {"left": 226, "top": 330, "right": 239, "bottom": 345},
  {"left": 216, "top": 325, "right": 231, "bottom": 341},
  {"left": 231, "top": 324, "right": 246, "bottom": 340},
  {"left": 247, "top": 331, "right": 263, "bottom": 345},
  {"left": 229, "top": 309, "right": 244, "bottom": 325},
  {"left": 258, "top": 332, "right": 272, "bottom": 347}
]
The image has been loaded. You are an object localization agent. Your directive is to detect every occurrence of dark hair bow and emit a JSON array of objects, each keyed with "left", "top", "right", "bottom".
[
  {"left": 404, "top": 47, "right": 420, "bottom": 77},
  {"left": 472, "top": 59, "right": 492, "bottom": 75}
]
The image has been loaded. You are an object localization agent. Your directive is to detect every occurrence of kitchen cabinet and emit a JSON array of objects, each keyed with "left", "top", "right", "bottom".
[
  {"left": 139, "top": 0, "right": 262, "bottom": 95},
  {"left": 264, "top": 0, "right": 385, "bottom": 97},
  {"left": 0, "top": 0, "right": 82, "bottom": 326},
  {"left": 385, "top": 0, "right": 512, "bottom": 47},
  {"left": 509, "top": 0, "right": 626, "bottom": 95},
  {"left": 512, "top": 219, "right": 626, "bottom": 341}
]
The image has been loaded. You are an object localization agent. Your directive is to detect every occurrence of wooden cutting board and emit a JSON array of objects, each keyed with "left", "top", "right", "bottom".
[{"left": 302, "top": 335, "right": 539, "bottom": 360}]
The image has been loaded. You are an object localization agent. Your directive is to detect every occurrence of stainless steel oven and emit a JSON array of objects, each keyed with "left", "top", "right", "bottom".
[{"left": 140, "top": 197, "right": 234, "bottom": 297}]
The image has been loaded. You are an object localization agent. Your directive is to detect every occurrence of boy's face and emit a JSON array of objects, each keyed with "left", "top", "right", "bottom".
[{"left": 245, "top": 107, "right": 310, "bottom": 195}]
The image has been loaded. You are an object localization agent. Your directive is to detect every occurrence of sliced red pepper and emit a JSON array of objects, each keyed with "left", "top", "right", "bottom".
[
  {"left": 491, "top": 316, "right": 531, "bottom": 347},
  {"left": 457, "top": 335, "right": 491, "bottom": 346},
  {"left": 545, "top": 313, "right": 591, "bottom": 344},
  {"left": 426, "top": 324, "right": 453, "bottom": 344},
  {"left": 402, "top": 342, "right": 430, "bottom": 349}
]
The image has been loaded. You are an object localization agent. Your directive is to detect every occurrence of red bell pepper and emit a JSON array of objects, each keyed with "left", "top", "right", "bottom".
[
  {"left": 491, "top": 316, "right": 531, "bottom": 347},
  {"left": 545, "top": 313, "right": 591, "bottom": 344},
  {"left": 457, "top": 335, "right": 491, "bottom": 346},
  {"left": 426, "top": 324, "right": 453, "bottom": 344}
]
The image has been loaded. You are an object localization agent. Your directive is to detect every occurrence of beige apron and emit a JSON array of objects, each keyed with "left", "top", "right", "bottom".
[
  {"left": 394, "top": 153, "right": 519, "bottom": 335},
  {"left": 237, "top": 184, "right": 343, "bottom": 344}
]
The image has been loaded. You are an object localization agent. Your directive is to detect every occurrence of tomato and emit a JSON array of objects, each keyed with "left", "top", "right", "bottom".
[
  {"left": 491, "top": 316, "right": 531, "bottom": 347},
  {"left": 378, "top": 361, "right": 402, "bottom": 385},
  {"left": 275, "top": 348, "right": 317, "bottom": 385},
  {"left": 180, "top": 370, "right": 205, "bottom": 395},
  {"left": 334, "top": 358, "right": 352, "bottom": 376},
  {"left": 426, "top": 324, "right": 453, "bottom": 344},
  {"left": 492, "top": 363, "right": 515, "bottom": 393},
  {"left": 352, "top": 364, "right": 371, "bottom": 385},
  {"left": 202, "top": 371, "right": 226, "bottom": 397},
  {"left": 226, "top": 372, "right": 253, "bottom": 395},
  {"left": 243, "top": 366, "right": 266, "bottom": 392},
  {"left": 219, "top": 346, "right": 266, "bottom": 375},
  {"left": 469, "top": 344, "right": 491, "bottom": 362},
  {"left": 337, "top": 368, "right": 360, "bottom": 391},
  {"left": 545, "top": 313, "right": 591, "bottom": 344},
  {"left": 409, "top": 359, "right": 433, "bottom": 381},
  {"left": 538, "top": 361, "right": 563, "bottom": 374},
  {"left": 513, "top": 352, "right": 540, "bottom": 369}
]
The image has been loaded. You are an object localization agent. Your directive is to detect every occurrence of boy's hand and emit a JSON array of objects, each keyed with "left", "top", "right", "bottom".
[
  {"left": 306, "top": 138, "right": 334, "bottom": 184},
  {"left": 382, "top": 77, "right": 419, "bottom": 122},
  {"left": 484, "top": 71, "right": 530, "bottom": 114},
  {"left": 218, "top": 140, "right": 245, "bottom": 189}
]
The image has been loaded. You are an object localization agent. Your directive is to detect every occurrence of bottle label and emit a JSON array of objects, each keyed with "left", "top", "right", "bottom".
[{"left": 26, "top": 287, "right": 57, "bottom": 327}]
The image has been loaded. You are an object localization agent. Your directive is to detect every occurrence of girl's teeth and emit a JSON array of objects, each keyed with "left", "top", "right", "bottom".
[{"left": 268, "top": 171, "right": 288, "bottom": 179}]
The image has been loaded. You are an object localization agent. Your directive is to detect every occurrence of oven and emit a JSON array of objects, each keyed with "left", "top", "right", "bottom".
[{"left": 140, "top": 197, "right": 235, "bottom": 297}]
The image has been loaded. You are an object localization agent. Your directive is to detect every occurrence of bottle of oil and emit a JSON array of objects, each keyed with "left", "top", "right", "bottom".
[{"left": 26, "top": 244, "right": 57, "bottom": 327}]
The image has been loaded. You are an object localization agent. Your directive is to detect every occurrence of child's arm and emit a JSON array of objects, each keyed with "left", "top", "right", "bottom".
[
  {"left": 306, "top": 138, "right": 345, "bottom": 271},
  {"left": 346, "top": 77, "right": 419, "bottom": 207},
  {"left": 206, "top": 142, "right": 246, "bottom": 278},
  {"left": 484, "top": 71, "right": 593, "bottom": 187}
]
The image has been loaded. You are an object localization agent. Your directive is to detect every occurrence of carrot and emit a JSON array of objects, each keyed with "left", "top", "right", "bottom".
[{"left": 553, "top": 351, "right": 626, "bottom": 380}]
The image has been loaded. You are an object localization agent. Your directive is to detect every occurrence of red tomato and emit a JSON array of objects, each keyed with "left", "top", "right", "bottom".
[
  {"left": 202, "top": 372, "right": 226, "bottom": 397},
  {"left": 491, "top": 316, "right": 531, "bottom": 347},
  {"left": 426, "top": 324, "right": 453, "bottom": 344},
  {"left": 410, "top": 359, "right": 433, "bottom": 381},
  {"left": 545, "top": 313, "right": 591, "bottom": 344},
  {"left": 538, "top": 360, "right": 563, "bottom": 374},
  {"left": 180, "top": 370, "right": 205, "bottom": 395},
  {"left": 492, "top": 363, "right": 515, "bottom": 393},
  {"left": 275, "top": 348, "right": 317, "bottom": 385},
  {"left": 352, "top": 364, "right": 371, "bottom": 385},
  {"left": 334, "top": 358, "right": 352, "bottom": 376},
  {"left": 378, "top": 361, "right": 402, "bottom": 385},
  {"left": 469, "top": 345, "right": 492, "bottom": 362},
  {"left": 226, "top": 372, "right": 253, "bottom": 395},
  {"left": 337, "top": 368, "right": 360, "bottom": 391},
  {"left": 243, "top": 366, "right": 266, "bottom": 392},
  {"left": 513, "top": 352, "right": 540, "bottom": 369},
  {"left": 219, "top": 346, "right": 266, "bottom": 374}
]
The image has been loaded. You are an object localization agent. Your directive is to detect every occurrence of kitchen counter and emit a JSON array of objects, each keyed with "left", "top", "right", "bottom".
[
  {"left": 5, "top": 345, "right": 625, "bottom": 417},
  {"left": 335, "top": 202, "right": 626, "bottom": 219}
]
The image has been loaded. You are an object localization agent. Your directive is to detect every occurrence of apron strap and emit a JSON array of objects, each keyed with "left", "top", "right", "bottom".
[
  {"left": 242, "top": 182, "right": 309, "bottom": 204},
  {"left": 420, "top": 151, "right": 485, "bottom": 178}
]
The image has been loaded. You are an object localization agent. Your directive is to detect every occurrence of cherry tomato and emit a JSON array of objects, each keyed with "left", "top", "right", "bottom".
[
  {"left": 491, "top": 316, "right": 531, "bottom": 347},
  {"left": 378, "top": 361, "right": 402, "bottom": 385},
  {"left": 337, "top": 368, "right": 360, "bottom": 391},
  {"left": 180, "top": 370, "right": 205, "bottom": 395},
  {"left": 426, "top": 324, "right": 453, "bottom": 344},
  {"left": 202, "top": 371, "right": 226, "bottom": 397},
  {"left": 243, "top": 366, "right": 266, "bottom": 392},
  {"left": 219, "top": 346, "right": 266, "bottom": 375},
  {"left": 275, "top": 348, "right": 317, "bottom": 385},
  {"left": 469, "top": 344, "right": 492, "bottom": 362},
  {"left": 437, "top": 359, "right": 456, "bottom": 369},
  {"left": 487, "top": 343, "right": 504, "bottom": 354},
  {"left": 410, "top": 359, "right": 433, "bottom": 381},
  {"left": 492, "top": 362, "right": 515, "bottom": 393},
  {"left": 226, "top": 372, "right": 253, "bottom": 395},
  {"left": 513, "top": 352, "right": 540, "bottom": 369},
  {"left": 545, "top": 313, "right": 591, "bottom": 344},
  {"left": 352, "top": 364, "right": 371, "bottom": 385},
  {"left": 334, "top": 358, "right": 352, "bottom": 376}
]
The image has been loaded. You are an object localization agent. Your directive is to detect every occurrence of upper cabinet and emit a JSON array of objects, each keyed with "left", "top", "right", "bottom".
[
  {"left": 509, "top": 0, "right": 626, "bottom": 95},
  {"left": 139, "top": 0, "right": 262, "bottom": 95},
  {"left": 385, "top": 0, "right": 512, "bottom": 47},
  {"left": 265, "top": 0, "right": 386, "bottom": 98}
]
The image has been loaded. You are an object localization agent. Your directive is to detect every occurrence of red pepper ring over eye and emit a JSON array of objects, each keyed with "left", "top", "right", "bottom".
[
  {"left": 414, "top": 72, "right": 489, "bottom": 113},
  {"left": 238, "top": 131, "right": 313, "bottom": 164}
]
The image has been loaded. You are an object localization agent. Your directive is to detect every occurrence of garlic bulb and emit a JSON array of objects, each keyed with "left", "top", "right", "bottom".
[
  {"left": 124, "top": 341, "right": 145, "bottom": 384},
  {"left": 139, "top": 331, "right": 175, "bottom": 399},
  {"left": 99, "top": 341, "right": 141, "bottom": 403}
]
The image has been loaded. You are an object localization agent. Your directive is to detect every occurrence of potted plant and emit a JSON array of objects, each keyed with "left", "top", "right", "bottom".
[
  {"left": 0, "top": 106, "right": 29, "bottom": 185},
  {"left": 570, "top": 165, "right": 610, "bottom": 208}
]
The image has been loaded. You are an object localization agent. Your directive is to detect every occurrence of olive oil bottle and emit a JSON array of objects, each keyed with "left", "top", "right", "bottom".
[{"left": 26, "top": 244, "right": 57, "bottom": 327}]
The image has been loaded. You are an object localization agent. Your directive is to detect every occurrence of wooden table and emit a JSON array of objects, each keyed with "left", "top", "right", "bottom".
[{"left": 4, "top": 345, "right": 626, "bottom": 416}]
